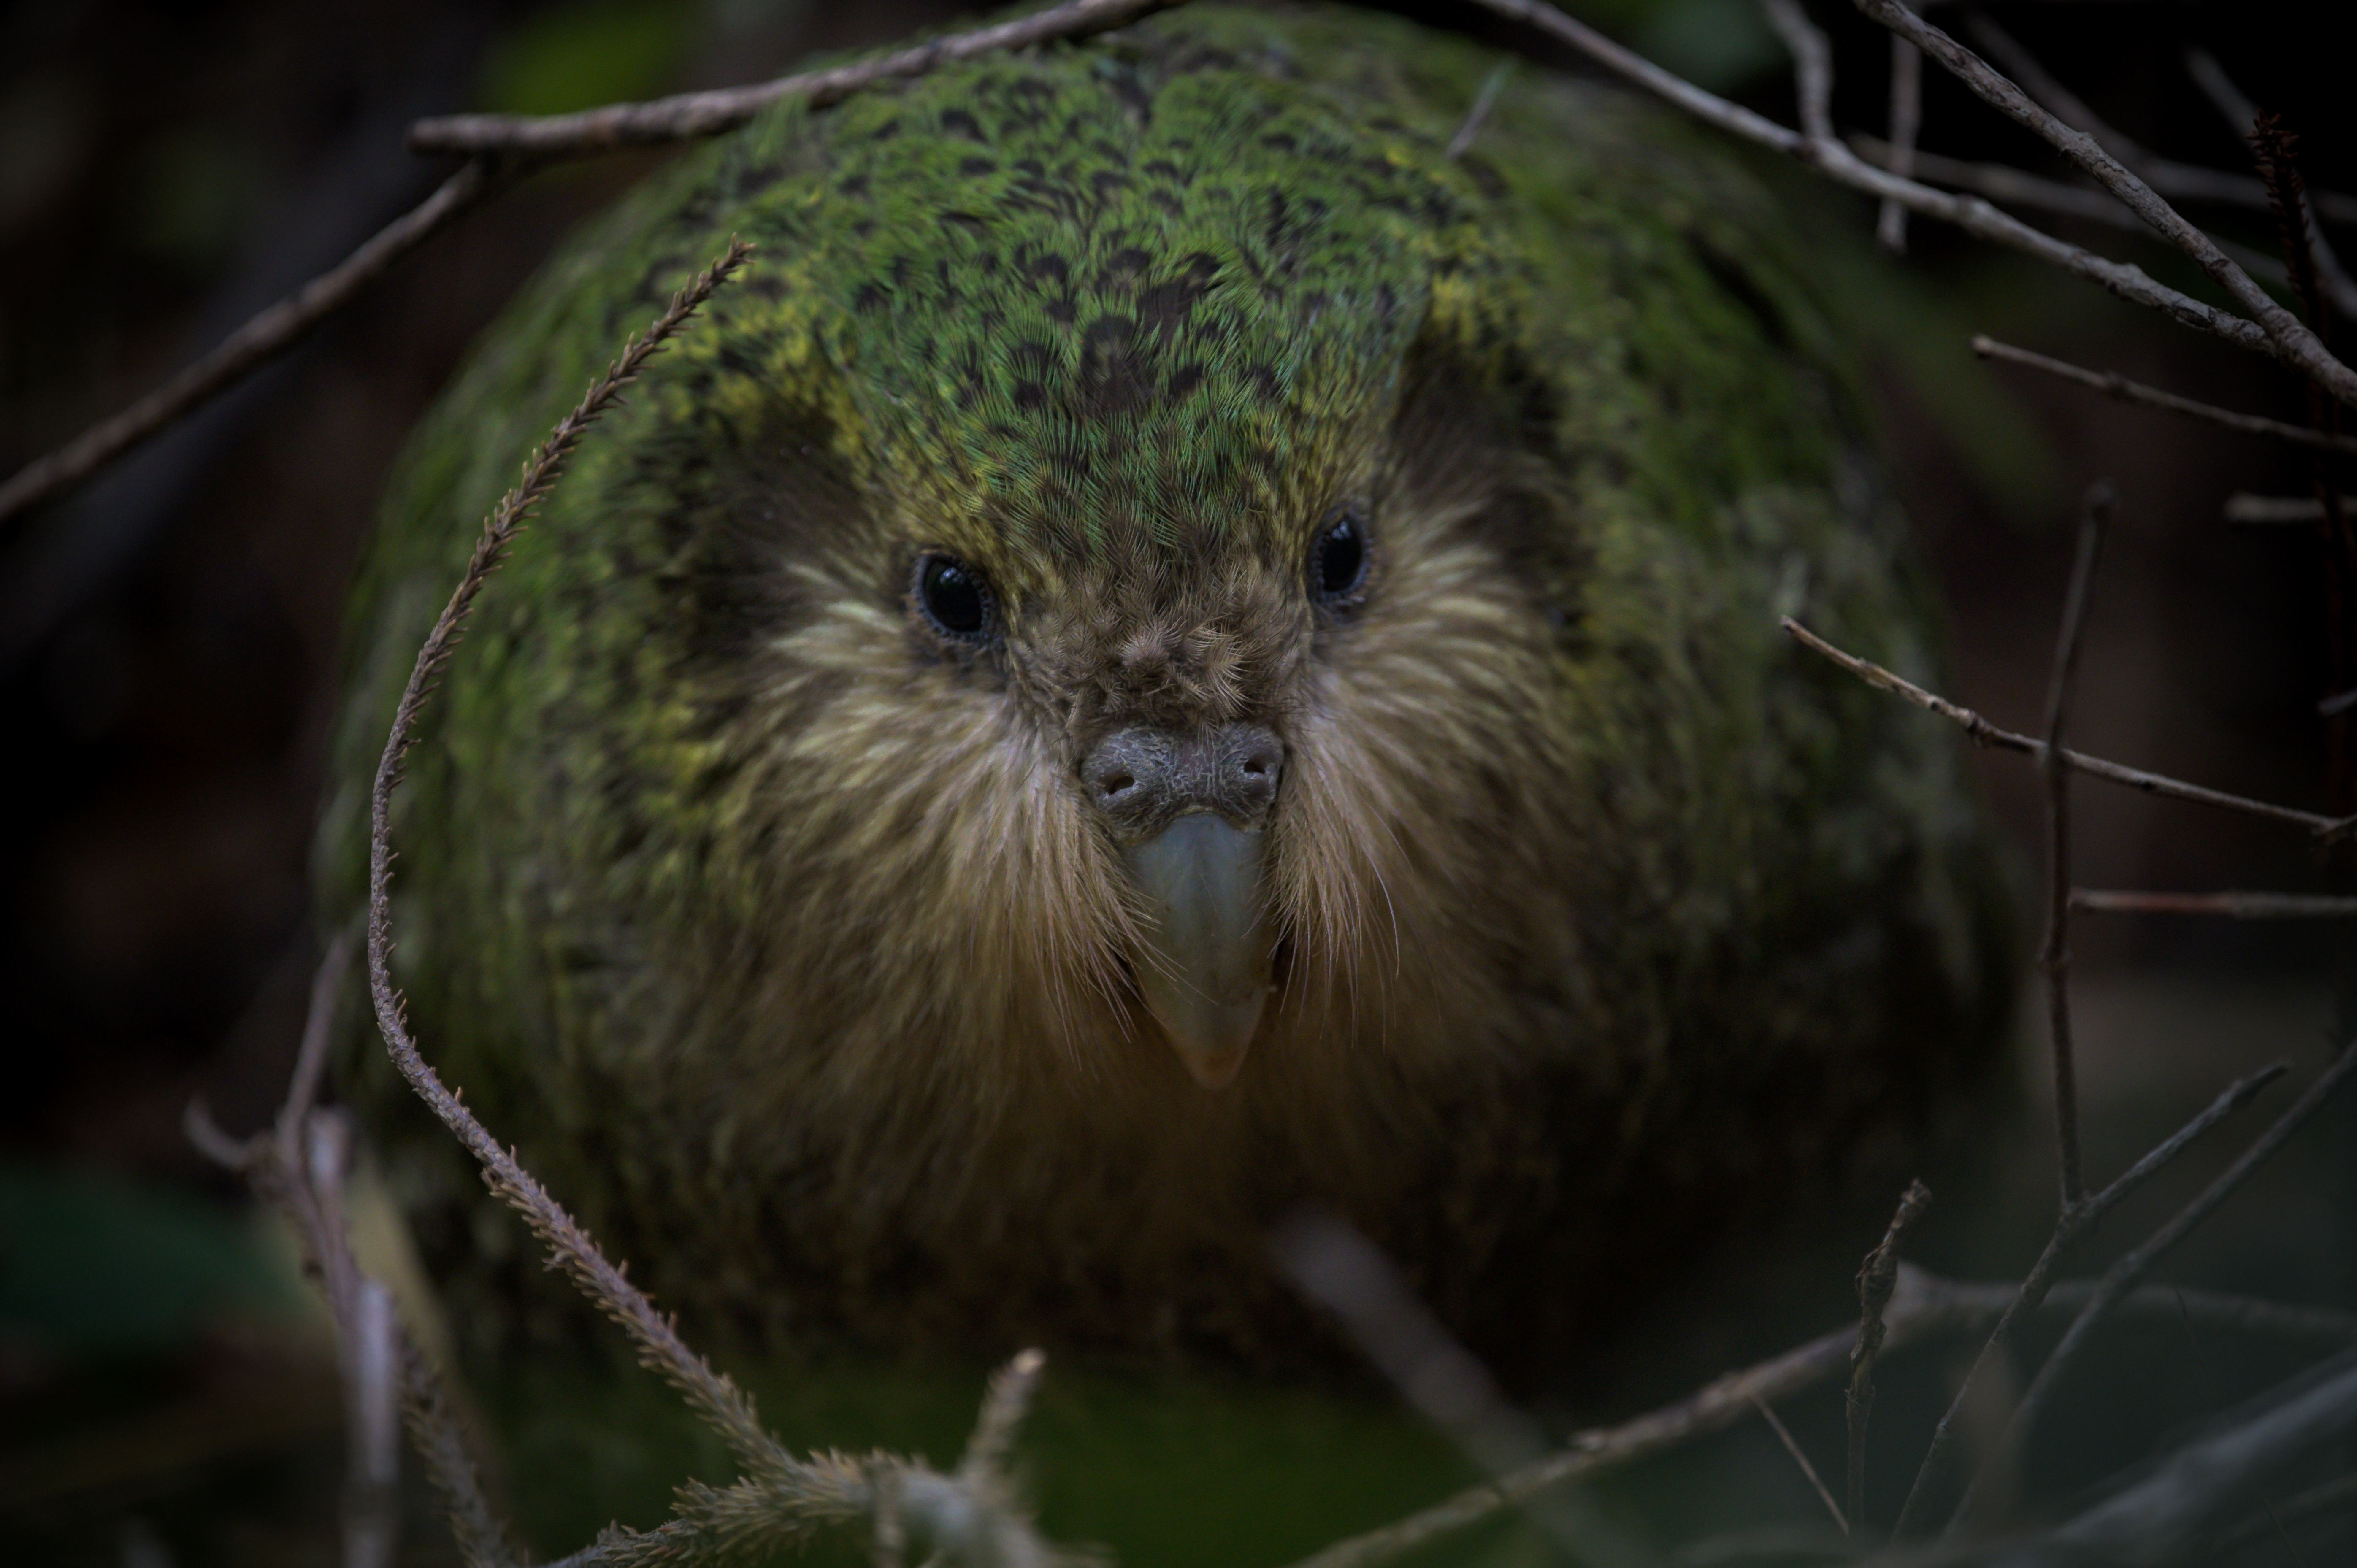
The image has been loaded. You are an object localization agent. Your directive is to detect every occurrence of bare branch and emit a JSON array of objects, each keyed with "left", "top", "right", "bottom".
[
  {"left": 5, "top": 1, "right": 1199, "bottom": 536},
  {"left": 1464, "top": 1, "right": 2299, "bottom": 381},
  {"left": 1877, "top": 35, "right": 1923, "bottom": 252},
  {"left": 0, "top": 159, "right": 499, "bottom": 530},
  {"left": 1446, "top": 62, "right": 1513, "bottom": 161},
  {"left": 409, "top": 0, "right": 1183, "bottom": 156},
  {"left": 1781, "top": 617, "right": 2351, "bottom": 837},
  {"left": 344, "top": 1280, "right": 403, "bottom": 1568},
  {"left": 2044, "top": 1346, "right": 2357, "bottom": 1561},
  {"left": 2227, "top": 493, "right": 2357, "bottom": 526},
  {"left": 1273, "top": 1212, "right": 1639, "bottom": 1564},
  {"left": 1848, "top": 138, "right": 2309, "bottom": 301},
  {"left": 1284, "top": 1256, "right": 2352, "bottom": 1568},
  {"left": 282, "top": 926, "right": 359, "bottom": 1146},
  {"left": 1758, "top": 0, "right": 1834, "bottom": 151},
  {"left": 1850, "top": 0, "right": 2357, "bottom": 407},
  {"left": 963, "top": 1349, "right": 1047, "bottom": 1481},
  {"left": 1848, "top": 1180, "right": 1932, "bottom": 1530},
  {"left": 1965, "top": 14, "right": 2357, "bottom": 233},
  {"left": 2039, "top": 483, "right": 2113, "bottom": 1210},
  {"left": 187, "top": 940, "right": 523, "bottom": 1568},
  {"left": 1749, "top": 1394, "right": 1847, "bottom": 1535},
  {"left": 2188, "top": 48, "right": 2357, "bottom": 319},
  {"left": 2073, "top": 889, "right": 2357, "bottom": 918},
  {"left": 1974, "top": 336, "right": 2357, "bottom": 456},
  {"left": 1893, "top": 1062, "right": 2288, "bottom": 1538},
  {"left": 400, "top": 1338, "right": 520, "bottom": 1568},
  {"left": 1950, "top": 1043, "right": 2357, "bottom": 1536}
]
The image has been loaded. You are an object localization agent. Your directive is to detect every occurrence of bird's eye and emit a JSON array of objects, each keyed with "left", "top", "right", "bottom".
[
  {"left": 914, "top": 552, "right": 996, "bottom": 642},
  {"left": 1310, "top": 507, "right": 1370, "bottom": 610}
]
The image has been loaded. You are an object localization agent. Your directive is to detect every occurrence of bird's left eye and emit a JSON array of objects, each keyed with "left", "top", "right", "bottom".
[
  {"left": 913, "top": 552, "right": 997, "bottom": 643},
  {"left": 1310, "top": 506, "right": 1370, "bottom": 611}
]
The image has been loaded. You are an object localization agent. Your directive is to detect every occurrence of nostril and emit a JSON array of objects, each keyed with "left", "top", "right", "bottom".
[
  {"left": 1100, "top": 771, "right": 1136, "bottom": 798},
  {"left": 1240, "top": 754, "right": 1267, "bottom": 778}
]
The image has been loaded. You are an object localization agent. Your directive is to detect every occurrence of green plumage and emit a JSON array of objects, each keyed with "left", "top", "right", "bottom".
[{"left": 325, "top": 3, "right": 2012, "bottom": 1376}]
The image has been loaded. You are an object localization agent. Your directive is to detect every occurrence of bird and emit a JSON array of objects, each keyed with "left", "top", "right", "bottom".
[{"left": 320, "top": 1, "right": 2013, "bottom": 1380}]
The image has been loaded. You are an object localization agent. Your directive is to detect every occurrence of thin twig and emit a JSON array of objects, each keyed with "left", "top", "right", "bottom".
[
  {"left": 0, "top": 158, "right": 500, "bottom": 530},
  {"left": 1892, "top": 1062, "right": 2288, "bottom": 1538},
  {"left": 1848, "top": 1181, "right": 1932, "bottom": 1531},
  {"left": 184, "top": 941, "right": 522, "bottom": 1568},
  {"left": 345, "top": 1280, "right": 402, "bottom": 1568},
  {"left": 2188, "top": 48, "right": 2357, "bottom": 319},
  {"left": 1463, "top": 0, "right": 2285, "bottom": 369},
  {"left": 2040, "top": 482, "right": 2113, "bottom": 1209},
  {"left": 6, "top": 0, "right": 1195, "bottom": 537},
  {"left": 2227, "top": 493, "right": 2357, "bottom": 526},
  {"left": 1949, "top": 1043, "right": 2357, "bottom": 1536},
  {"left": 408, "top": 0, "right": 1182, "bottom": 155},
  {"left": 1446, "top": 62, "right": 1512, "bottom": 160},
  {"left": 1963, "top": 14, "right": 2357, "bottom": 232},
  {"left": 1849, "top": 0, "right": 2357, "bottom": 408},
  {"left": 282, "top": 926, "right": 358, "bottom": 1146},
  {"left": 1283, "top": 1260, "right": 2352, "bottom": 1568},
  {"left": 1749, "top": 1394, "right": 1846, "bottom": 1536},
  {"left": 1274, "top": 1212, "right": 1640, "bottom": 1564},
  {"left": 2208, "top": 1467, "right": 2357, "bottom": 1554},
  {"left": 2043, "top": 1346, "right": 2357, "bottom": 1562},
  {"left": 1781, "top": 617, "right": 2351, "bottom": 838},
  {"left": 964, "top": 1349, "right": 1047, "bottom": 1480},
  {"left": 2072, "top": 889, "right": 2357, "bottom": 918},
  {"left": 1973, "top": 336, "right": 2357, "bottom": 456},
  {"left": 1876, "top": 35, "right": 1922, "bottom": 251},
  {"left": 1284, "top": 1260, "right": 2354, "bottom": 1568},
  {"left": 1848, "top": 137, "right": 2308, "bottom": 300},
  {"left": 364, "top": 238, "right": 796, "bottom": 1484},
  {"left": 400, "top": 1338, "right": 520, "bottom": 1568},
  {"left": 1758, "top": 0, "right": 1833, "bottom": 150}
]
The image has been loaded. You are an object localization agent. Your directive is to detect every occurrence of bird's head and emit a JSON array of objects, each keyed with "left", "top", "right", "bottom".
[{"left": 581, "top": 47, "right": 1615, "bottom": 1107}]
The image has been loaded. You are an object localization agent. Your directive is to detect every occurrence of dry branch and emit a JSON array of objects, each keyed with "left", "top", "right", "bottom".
[
  {"left": 1973, "top": 336, "right": 2357, "bottom": 456},
  {"left": 408, "top": 0, "right": 1181, "bottom": 155},
  {"left": 2044, "top": 1347, "right": 2357, "bottom": 1561},
  {"left": 1, "top": 0, "right": 1197, "bottom": 534},
  {"left": 2072, "top": 889, "right": 2357, "bottom": 918},
  {"left": 1847, "top": 1179, "right": 1932, "bottom": 1531},
  {"left": 2038, "top": 483, "right": 2112, "bottom": 1208},
  {"left": 1876, "top": 35, "right": 1923, "bottom": 252},
  {"left": 1284, "top": 1261, "right": 2357, "bottom": 1568},
  {"left": 184, "top": 932, "right": 522, "bottom": 1568},
  {"left": 1469, "top": 1, "right": 2278, "bottom": 353},
  {"left": 1949, "top": 1042, "right": 2357, "bottom": 1536},
  {"left": 1891, "top": 1061, "right": 2288, "bottom": 1539},
  {"left": 0, "top": 159, "right": 498, "bottom": 530},
  {"left": 1781, "top": 617, "right": 2351, "bottom": 838},
  {"left": 1851, "top": 0, "right": 2357, "bottom": 407},
  {"left": 1275, "top": 1212, "right": 1635, "bottom": 1562},
  {"left": 1749, "top": 1394, "right": 1846, "bottom": 1535},
  {"left": 2226, "top": 492, "right": 2357, "bottom": 525},
  {"left": 365, "top": 239, "right": 797, "bottom": 1484},
  {"left": 2186, "top": 46, "right": 2357, "bottom": 319}
]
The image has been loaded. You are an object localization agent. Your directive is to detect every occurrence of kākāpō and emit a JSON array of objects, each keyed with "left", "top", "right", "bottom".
[{"left": 321, "top": 2, "right": 2013, "bottom": 1377}]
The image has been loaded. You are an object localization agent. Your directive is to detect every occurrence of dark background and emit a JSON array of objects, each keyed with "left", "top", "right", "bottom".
[{"left": 4, "top": 0, "right": 2356, "bottom": 1562}]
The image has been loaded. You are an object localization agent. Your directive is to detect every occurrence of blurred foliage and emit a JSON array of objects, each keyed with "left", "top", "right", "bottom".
[
  {"left": 477, "top": 0, "right": 698, "bottom": 117},
  {"left": 0, "top": 1162, "right": 305, "bottom": 1360}
]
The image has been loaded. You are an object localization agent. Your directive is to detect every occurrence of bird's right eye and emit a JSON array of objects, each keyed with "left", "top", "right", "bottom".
[{"left": 913, "top": 552, "right": 996, "bottom": 643}]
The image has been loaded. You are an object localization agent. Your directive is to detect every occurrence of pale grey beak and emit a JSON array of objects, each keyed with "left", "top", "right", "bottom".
[{"left": 1123, "top": 813, "right": 1274, "bottom": 1089}]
